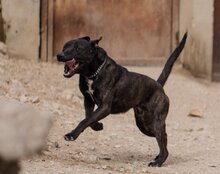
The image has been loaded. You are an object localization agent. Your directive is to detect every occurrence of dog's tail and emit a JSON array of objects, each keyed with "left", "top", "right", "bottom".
[{"left": 157, "top": 32, "right": 187, "bottom": 87}]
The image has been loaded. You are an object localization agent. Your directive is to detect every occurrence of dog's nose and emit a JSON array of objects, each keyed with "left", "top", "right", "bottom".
[{"left": 57, "top": 53, "right": 64, "bottom": 62}]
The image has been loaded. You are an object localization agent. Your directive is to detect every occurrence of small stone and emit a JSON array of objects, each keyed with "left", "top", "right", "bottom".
[
  {"left": 129, "top": 155, "right": 134, "bottom": 159},
  {"left": 114, "top": 144, "right": 121, "bottom": 148},
  {"left": 100, "top": 155, "right": 111, "bottom": 161},
  {"left": 102, "top": 165, "right": 107, "bottom": 169},
  {"left": 32, "top": 96, "right": 40, "bottom": 103},
  {"left": 209, "top": 164, "right": 217, "bottom": 168},
  {"left": 88, "top": 155, "right": 98, "bottom": 162},
  {"left": 142, "top": 168, "right": 148, "bottom": 173},
  {"left": 119, "top": 167, "right": 125, "bottom": 172},
  {"left": 54, "top": 142, "right": 59, "bottom": 148},
  {"left": 188, "top": 108, "right": 203, "bottom": 118},
  {"left": 90, "top": 146, "right": 95, "bottom": 151},
  {"left": 197, "top": 128, "right": 204, "bottom": 131},
  {"left": 20, "top": 95, "right": 28, "bottom": 103}
]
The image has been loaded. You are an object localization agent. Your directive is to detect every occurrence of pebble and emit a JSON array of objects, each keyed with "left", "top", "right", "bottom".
[
  {"left": 20, "top": 95, "right": 29, "bottom": 103},
  {"left": 90, "top": 146, "right": 96, "bottom": 151},
  {"left": 101, "top": 165, "right": 107, "bottom": 169},
  {"left": 114, "top": 144, "right": 121, "bottom": 148},
  {"left": 188, "top": 108, "right": 203, "bottom": 118},
  {"left": 119, "top": 167, "right": 125, "bottom": 172},
  {"left": 32, "top": 96, "right": 40, "bottom": 103},
  {"left": 47, "top": 141, "right": 60, "bottom": 149},
  {"left": 197, "top": 128, "right": 204, "bottom": 131},
  {"left": 99, "top": 155, "right": 111, "bottom": 161},
  {"left": 142, "top": 168, "right": 148, "bottom": 173}
]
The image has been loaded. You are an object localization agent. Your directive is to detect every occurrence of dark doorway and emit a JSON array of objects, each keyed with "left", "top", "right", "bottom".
[
  {"left": 213, "top": 0, "right": 220, "bottom": 81},
  {"left": 0, "top": 0, "right": 6, "bottom": 42}
]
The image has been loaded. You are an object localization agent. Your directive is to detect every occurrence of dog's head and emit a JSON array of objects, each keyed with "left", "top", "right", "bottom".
[{"left": 57, "top": 36, "right": 102, "bottom": 78}]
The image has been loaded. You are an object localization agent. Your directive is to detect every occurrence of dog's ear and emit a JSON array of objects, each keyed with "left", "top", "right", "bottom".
[
  {"left": 91, "top": 36, "right": 102, "bottom": 46},
  {"left": 80, "top": 36, "right": 90, "bottom": 41}
]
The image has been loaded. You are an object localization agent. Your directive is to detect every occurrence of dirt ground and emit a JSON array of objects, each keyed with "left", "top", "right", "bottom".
[{"left": 1, "top": 56, "right": 220, "bottom": 174}]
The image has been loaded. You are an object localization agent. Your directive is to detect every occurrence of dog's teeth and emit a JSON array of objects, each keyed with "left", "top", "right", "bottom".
[{"left": 64, "top": 72, "right": 70, "bottom": 76}]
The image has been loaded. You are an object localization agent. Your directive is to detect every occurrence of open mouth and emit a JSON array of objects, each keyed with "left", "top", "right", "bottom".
[{"left": 63, "top": 59, "right": 79, "bottom": 78}]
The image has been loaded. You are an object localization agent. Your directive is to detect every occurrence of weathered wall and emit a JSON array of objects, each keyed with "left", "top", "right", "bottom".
[
  {"left": 179, "top": 0, "right": 214, "bottom": 80},
  {"left": 53, "top": 0, "right": 172, "bottom": 64},
  {"left": 1, "top": 0, "right": 40, "bottom": 60}
]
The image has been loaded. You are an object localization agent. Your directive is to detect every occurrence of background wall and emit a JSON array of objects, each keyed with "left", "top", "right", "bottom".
[
  {"left": 179, "top": 0, "right": 214, "bottom": 80},
  {"left": 1, "top": 0, "right": 40, "bottom": 60},
  {"left": 1, "top": 0, "right": 219, "bottom": 81},
  {"left": 52, "top": 0, "right": 172, "bottom": 65}
]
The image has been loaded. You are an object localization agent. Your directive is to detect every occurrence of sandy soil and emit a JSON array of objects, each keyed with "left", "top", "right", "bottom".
[{"left": 1, "top": 56, "right": 220, "bottom": 174}]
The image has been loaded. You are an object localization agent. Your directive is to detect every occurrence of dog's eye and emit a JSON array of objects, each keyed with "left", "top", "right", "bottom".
[
  {"left": 74, "top": 46, "right": 80, "bottom": 51},
  {"left": 71, "top": 47, "right": 78, "bottom": 52}
]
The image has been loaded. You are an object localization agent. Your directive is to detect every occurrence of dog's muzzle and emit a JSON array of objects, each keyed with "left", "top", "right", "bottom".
[
  {"left": 63, "top": 59, "right": 79, "bottom": 78},
  {"left": 57, "top": 53, "right": 66, "bottom": 62}
]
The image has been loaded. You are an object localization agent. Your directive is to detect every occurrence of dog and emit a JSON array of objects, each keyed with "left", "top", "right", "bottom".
[{"left": 57, "top": 33, "right": 187, "bottom": 167}]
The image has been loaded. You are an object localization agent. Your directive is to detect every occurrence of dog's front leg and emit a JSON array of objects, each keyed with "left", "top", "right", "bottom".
[
  {"left": 84, "top": 94, "right": 104, "bottom": 131},
  {"left": 80, "top": 75, "right": 103, "bottom": 131},
  {"left": 64, "top": 105, "right": 111, "bottom": 141}
]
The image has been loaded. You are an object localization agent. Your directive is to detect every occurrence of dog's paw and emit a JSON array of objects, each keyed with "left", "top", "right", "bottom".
[
  {"left": 148, "top": 161, "right": 162, "bottom": 167},
  {"left": 90, "top": 122, "right": 103, "bottom": 131},
  {"left": 64, "top": 133, "right": 77, "bottom": 141}
]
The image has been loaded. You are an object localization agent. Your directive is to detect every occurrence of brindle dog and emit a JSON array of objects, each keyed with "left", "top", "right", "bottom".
[{"left": 57, "top": 33, "right": 187, "bottom": 167}]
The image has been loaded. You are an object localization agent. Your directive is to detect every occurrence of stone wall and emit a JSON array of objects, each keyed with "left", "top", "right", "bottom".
[{"left": 1, "top": 0, "right": 40, "bottom": 60}]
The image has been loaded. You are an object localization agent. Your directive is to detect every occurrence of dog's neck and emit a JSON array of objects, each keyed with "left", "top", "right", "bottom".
[
  {"left": 87, "top": 47, "right": 107, "bottom": 79},
  {"left": 88, "top": 58, "right": 107, "bottom": 79}
]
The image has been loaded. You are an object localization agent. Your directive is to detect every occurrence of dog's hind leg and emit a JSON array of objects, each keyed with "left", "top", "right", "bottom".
[
  {"left": 134, "top": 93, "right": 169, "bottom": 167},
  {"left": 148, "top": 120, "right": 168, "bottom": 167},
  {"left": 134, "top": 107, "right": 155, "bottom": 137},
  {"left": 148, "top": 94, "right": 169, "bottom": 167}
]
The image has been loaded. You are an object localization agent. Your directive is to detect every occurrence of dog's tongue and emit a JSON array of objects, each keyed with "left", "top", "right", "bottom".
[
  {"left": 65, "top": 59, "right": 76, "bottom": 70},
  {"left": 64, "top": 59, "right": 77, "bottom": 78}
]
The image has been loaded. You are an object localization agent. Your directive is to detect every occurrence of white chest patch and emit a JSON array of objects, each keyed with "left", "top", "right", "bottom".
[
  {"left": 85, "top": 79, "right": 95, "bottom": 102},
  {"left": 87, "top": 79, "right": 94, "bottom": 94}
]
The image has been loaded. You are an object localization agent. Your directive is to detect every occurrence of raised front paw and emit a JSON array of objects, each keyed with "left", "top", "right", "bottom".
[
  {"left": 90, "top": 122, "right": 103, "bottom": 131},
  {"left": 64, "top": 132, "right": 78, "bottom": 141}
]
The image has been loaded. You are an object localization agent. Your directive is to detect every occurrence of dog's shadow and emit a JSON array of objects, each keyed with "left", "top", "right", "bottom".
[{"left": 105, "top": 150, "right": 188, "bottom": 167}]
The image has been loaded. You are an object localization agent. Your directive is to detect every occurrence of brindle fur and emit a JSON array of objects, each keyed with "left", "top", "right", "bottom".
[{"left": 57, "top": 33, "right": 187, "bottom": 167}]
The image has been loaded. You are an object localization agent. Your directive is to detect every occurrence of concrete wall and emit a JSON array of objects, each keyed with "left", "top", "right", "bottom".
[
  {"left": 1, "top": 0, "right": 40, "bottom": 60},
  {"left": 179, "top": 0, "right": 214, "bottom": 80}
]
